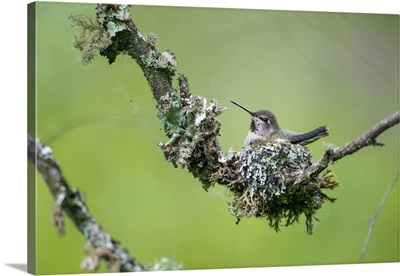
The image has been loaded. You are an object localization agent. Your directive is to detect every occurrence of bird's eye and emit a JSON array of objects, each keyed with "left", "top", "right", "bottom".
[{"left": 260, "top": 117, "right": 269, "bottom": 123}]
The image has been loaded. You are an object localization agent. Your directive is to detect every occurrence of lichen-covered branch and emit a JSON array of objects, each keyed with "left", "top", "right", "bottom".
[
  {"left": 28, "top": 134, "right": 145, "bottom": 272},
  {"left": 71, "top": 4, "right": 177, "bottom": 101},
  {"left": 70, "top": 4, "right": 399, "bottom": 235}
]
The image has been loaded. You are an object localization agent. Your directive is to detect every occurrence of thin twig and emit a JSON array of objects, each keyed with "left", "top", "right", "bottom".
[
  {"left": 359, "top": 170, "right": 400, "bottom": 263},
  {"left": 296, "top": 110, "right": 400, "bottom": 183}
]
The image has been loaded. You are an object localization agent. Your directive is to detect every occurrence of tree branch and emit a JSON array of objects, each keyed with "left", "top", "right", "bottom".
[
  {"left": 28, "top": 134, "right": 145, "bottom": 272},
  {"left": 92, "top": 4, "right": 176, "bottom": 101},
  {"left": 296, "top": 110, "right": 400, "bottom": 182},
  {"left": 69, "top": 4, "right": 399, "bottom": 235}
]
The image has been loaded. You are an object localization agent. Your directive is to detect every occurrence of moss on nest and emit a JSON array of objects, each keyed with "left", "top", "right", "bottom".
[{"left": 229, "top": 143, "right": 339, "bottom": 234}]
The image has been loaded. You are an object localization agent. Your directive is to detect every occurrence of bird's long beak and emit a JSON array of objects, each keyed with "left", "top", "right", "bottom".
[{"left": 230, "top": 100, "right": 254, "bottom": 116}]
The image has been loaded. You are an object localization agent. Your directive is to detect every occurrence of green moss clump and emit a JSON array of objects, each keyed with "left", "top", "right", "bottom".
[{"left": 229, "top": 143, "right": 339, "bottom": 234}]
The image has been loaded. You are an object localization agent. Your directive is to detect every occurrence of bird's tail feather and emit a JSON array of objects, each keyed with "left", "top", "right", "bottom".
[{"left": 289, "top": 126, "right": 329, "bottom": 145}]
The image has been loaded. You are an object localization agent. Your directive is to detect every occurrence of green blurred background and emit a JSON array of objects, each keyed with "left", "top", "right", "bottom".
[{"left": 33, "top": 2, "right": 399, "bottom": 275}]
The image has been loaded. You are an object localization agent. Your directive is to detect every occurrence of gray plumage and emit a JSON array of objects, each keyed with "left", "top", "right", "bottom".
[{"left": 230, "top": 100, "right": 329, "bottom": 146}]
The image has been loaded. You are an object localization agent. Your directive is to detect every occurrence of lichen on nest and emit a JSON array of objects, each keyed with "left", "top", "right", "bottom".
[{"left": 229, "top": 143, "right": 339, "bottom": 234}]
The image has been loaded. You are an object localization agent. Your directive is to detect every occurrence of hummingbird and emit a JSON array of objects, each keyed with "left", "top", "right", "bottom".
[{"left": 230, "top": 100, "right": 329, "bottom": 146}]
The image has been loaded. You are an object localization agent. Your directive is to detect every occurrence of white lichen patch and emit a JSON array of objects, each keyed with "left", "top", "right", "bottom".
[
  {"left": 229, "top": 142, "right": 338, "bottom": 234},
  {"left": 157, "top": 51, "right": 178, "bottom": 68}
]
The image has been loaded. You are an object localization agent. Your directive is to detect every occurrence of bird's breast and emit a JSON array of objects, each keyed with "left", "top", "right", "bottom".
[{"left": 245, "top": 131, "right": 267, "bottom": 146}]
